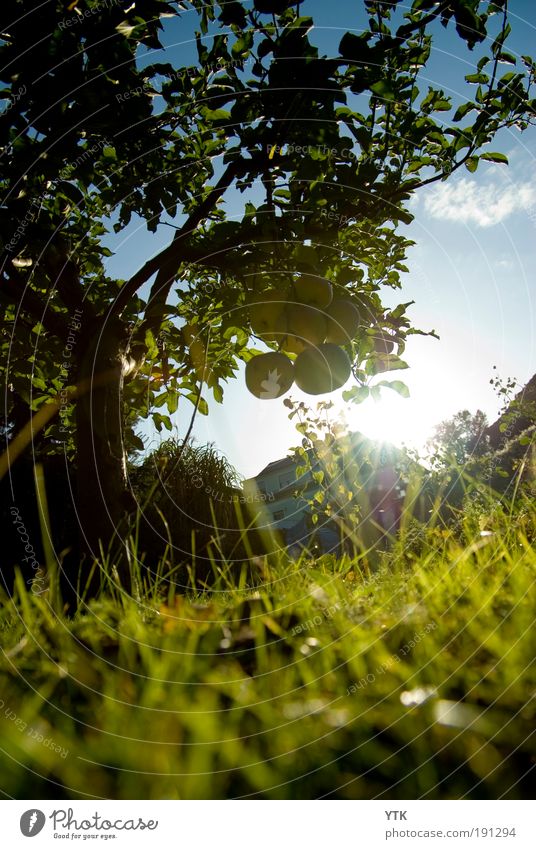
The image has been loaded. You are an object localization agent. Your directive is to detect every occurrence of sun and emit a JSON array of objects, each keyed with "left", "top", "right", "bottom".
[
  {"left": 346, "top": 392, "right": 431, "bottom": 451},
  {"left": 342, "top": 376, "right": 455, "bottom": 454}
]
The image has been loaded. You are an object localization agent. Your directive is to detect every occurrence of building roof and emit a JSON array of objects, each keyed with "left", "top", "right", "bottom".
[{"left": 255, "top": 455, "right": 297, "bottom": 477}]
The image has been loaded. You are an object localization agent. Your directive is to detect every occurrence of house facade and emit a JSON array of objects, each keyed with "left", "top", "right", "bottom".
[
  {"left": 243, "top": 455, "right": 310, "bottom": 530},
  {"left": 242, "top": 434, "right": 405, "bottom": 555}
]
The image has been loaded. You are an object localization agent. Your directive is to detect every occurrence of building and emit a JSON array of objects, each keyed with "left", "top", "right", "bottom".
[
  {"left": 245, "top": 455, "right": 310, "bottom": 529},
  {"left": 243, "top": 433, "right": 406, "bottom": 555}
]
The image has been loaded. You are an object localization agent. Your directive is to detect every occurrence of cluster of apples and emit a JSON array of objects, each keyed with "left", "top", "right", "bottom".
[{"left": 244, "top": 274, "right": 385, "bottom": 400}]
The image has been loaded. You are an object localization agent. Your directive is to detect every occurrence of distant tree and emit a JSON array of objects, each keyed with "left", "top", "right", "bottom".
[{"left": 427, "top": 409, "right": 489, "bottom": 469}]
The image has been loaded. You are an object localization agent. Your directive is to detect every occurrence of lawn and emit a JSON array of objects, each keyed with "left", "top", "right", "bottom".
[{"left": 1, "top": 502, "right": 534, "bottom": 800}]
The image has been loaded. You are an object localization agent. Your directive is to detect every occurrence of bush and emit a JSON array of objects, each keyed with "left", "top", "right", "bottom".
[{"left": 130, "top": 439, "right": 270, "bottom": 588}]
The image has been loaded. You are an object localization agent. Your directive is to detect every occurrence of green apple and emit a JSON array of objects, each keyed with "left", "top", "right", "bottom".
[
  {"left": 258, "top": 310, "right": 288, "bottom": 344},
  {"left": 293, "top": 274, "right": 333, "bottom": 309},
  {"left": 245, "top": 352, "right": 294, "bottom": 399},
  {"left": 248, "top": 290, "right": 288, "bottom": 337},
  {"left": 285, "top": 302, "right": 327, "bottom": 346},
  {"left": 280, "top": 333, "right": 307, "bottom": 355},
  {"left": 325, "top": 297, "right": 361, "bottom": 344},
  {"left": 294, "top": 344, "right": 352, "bottom": 395}
]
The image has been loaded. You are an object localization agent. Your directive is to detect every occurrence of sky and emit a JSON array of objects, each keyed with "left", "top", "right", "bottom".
[{"left": 103, "top": 0, "right": 536, "bottom": 480}]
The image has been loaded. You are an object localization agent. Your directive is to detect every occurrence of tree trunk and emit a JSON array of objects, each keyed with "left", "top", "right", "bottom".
[{"left": 74, "top": 318, "right": 136, "bottom": 598}]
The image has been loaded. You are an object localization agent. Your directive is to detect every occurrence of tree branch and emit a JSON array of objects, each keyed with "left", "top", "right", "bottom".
[
  {"left": 111, "top": 159, "right": 242, "bottom": 321},
  {"left": 395, "top": 0, "right": 451, "bottom": 42},
  {"left": 141, "top": 159, "right": 242, "bottom": 333}
]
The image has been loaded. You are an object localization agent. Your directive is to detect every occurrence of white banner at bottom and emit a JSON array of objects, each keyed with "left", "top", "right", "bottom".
[{"left": 2, "top": 800, "right": 533, "bottom": 848}]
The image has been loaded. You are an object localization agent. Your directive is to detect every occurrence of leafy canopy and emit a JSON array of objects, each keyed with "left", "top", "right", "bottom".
[{"left": 1, "top": 0, "right": 534, "bottom": 450}]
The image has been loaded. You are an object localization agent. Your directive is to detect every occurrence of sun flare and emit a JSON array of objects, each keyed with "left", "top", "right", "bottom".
[{"left": 342, "top": 375, "right": 456, "bottom": 454}]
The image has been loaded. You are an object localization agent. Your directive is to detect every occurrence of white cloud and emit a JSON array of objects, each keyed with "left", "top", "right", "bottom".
[
  {"left": 494, "top": 257, "right": 515, "bottom": 270},
  {"left": 423, "top": 175, "right": 536, "bottom": 227}
]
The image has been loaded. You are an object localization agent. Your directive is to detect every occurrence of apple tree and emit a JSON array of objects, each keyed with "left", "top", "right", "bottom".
[{"left": 1, "top": 0, "right": 534, "bottom": 590}]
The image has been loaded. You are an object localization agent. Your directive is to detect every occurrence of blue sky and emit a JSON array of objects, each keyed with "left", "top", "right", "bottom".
[{"left": 103, "top": 1, "right": 536, "bottom": 479}]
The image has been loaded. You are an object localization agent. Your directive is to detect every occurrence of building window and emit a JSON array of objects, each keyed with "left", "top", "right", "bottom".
[{"left": 273, "top": 509, "right": 285, "bottom": 521}]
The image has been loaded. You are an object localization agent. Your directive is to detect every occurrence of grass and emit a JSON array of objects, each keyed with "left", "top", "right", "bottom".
[{"left": 0, "top": 494, "right": 535, "bottom": 799}]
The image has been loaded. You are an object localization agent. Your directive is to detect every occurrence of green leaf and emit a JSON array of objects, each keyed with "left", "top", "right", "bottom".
[
  {"left": 339, "top": 32, "right": 371, "bottom": 62},
  {"left": 153, "top": 392, "right": 168, "bottom": 408},
  {"left": 128, "top": 433, "right": 145, "bottom": 451},
  {"left": 406, "top": 158, "right": 426, "bottom": 173},
  {"left": 370, "top": 80, "right": 396, "bottom": 101},
  {"left": 145, "top": 329, "right": 159, "bottom": 359},
  {"left": 480, "top": 151, "right": 508, "bottom": 165},
  {"left": 56, "top": 181, "right": 85, "bottom": 204},
  {"left": 432, "top": 99, "right": 451, "bottom": 112},
  {"left": 342, "top": 385, "right": 369, "bottom": 404},
  {"left": 202, "top": 108, "right": 231, "bottom": 122},
  {"left": 465, "top": 156, "right": 479, "bottom": 173},
  {"left": 152, "top": 412, "right": 172, "bottom": 432},
  {"left": 257, "top": 38, "right": 273, "bottom": 59},
  {"left": 497, "top": 52, "right": 517, "bottom": 66},
  {"left": 367, "top": 356, "right": 409, "bottom": 376},
  {"left": 167, "top": 391, "right": 179, "bottom": 414},
  {"left": 376, "top": 379, "right": 410, "bottom": 398},
  {"left": 116, "top": 20, "right": 137, "bottom": 38},
  {"left": 31, "top": 394, "right": 53, "bottom": 411},
  {"left": 453, "top": 102, "right": 475, "bottom": 122},
  {"left": 389, "top": 301, "right": 414, "bottom": 320},
  {"left": 465, "top": 73, "right": 489, "bottom": 84},
  {"left": 185, "top": 393, "right": 209, "bottom": 416}
]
